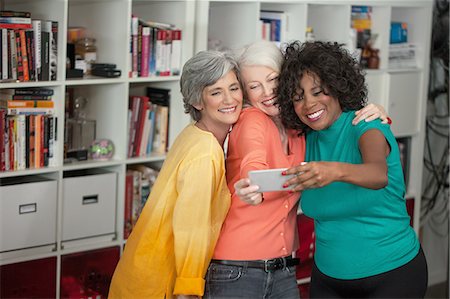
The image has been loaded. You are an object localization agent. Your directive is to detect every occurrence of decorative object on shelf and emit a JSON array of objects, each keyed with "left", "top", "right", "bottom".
[
  {"left": 91, "top": 63, "right": 121, "bottom": 78},
  {"left": 368, "top": 48, "right": 380, "bottom": 69},
  {"left": 89, "top": 138, "right": 115, "bottom": 161},
  {"left": 75, "top": 37, "right": 97, "bottom": 75},
  {"left": 305, "top": 26, "right": 315, "bottom": 42},
  {"left": 65, "top": 96, "right": 96, "bottom": 153}
]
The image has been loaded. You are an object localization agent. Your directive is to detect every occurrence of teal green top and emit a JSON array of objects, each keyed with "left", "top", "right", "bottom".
[{"left": 300, "top": 111, "right": 419, "bottom": 279}]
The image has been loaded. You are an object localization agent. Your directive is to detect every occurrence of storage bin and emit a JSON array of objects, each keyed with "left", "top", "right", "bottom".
[
  {"left": 60, "top": 246, "right": 120, "bottom": 299},
  {"left": 0, "top": 176, "right": 57, "bottom": 252},
  {"left": 0, "top": 257, "right": 57, "bottom": 299},
  {"left": 62, "top": 169, "right": 117, "bottom": 241}
]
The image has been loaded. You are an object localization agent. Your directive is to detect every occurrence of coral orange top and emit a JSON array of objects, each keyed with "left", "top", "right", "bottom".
[{"left": 213, "top": 107, "right": 306, "bottom": 260}]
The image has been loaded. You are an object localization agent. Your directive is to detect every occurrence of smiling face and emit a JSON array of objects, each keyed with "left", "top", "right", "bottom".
[
  {"left": 194, "top": 70, "right": 243, "bottom": 132},
  {"left": 293, "top": 72, "right": 342, "bottom": 131},
  {"left": 241, "top": 65, "right": 279, "bottom": 117}
]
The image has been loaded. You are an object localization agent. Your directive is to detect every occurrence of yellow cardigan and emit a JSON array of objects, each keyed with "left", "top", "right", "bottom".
[{"left": 108, "top": 124, "right": 231, "bottom": 299}]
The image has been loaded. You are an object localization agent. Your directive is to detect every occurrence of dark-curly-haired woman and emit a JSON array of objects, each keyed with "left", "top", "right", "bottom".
[{"left": 279, "top": 41, "right": 428, "bottom": 298}]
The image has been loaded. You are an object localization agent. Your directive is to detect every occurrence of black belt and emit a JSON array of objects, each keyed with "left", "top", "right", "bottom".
[{"left": 211, "top": 256, "right": 299, "bottom": 272}]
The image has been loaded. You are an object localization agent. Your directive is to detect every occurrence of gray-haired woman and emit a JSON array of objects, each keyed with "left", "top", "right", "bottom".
[{"left": 109, "top": 50, "right": 243, "bottom": 299}]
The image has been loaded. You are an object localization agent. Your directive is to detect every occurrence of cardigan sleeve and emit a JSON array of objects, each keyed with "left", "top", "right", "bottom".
[{"left": 172, "top": 153, "right": 224, "bottom": 296}]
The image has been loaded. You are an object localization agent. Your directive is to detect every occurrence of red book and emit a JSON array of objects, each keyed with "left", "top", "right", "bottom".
[
  {"left": 134, "top": 96, "right": 150, "bottom": 157},
  {"left": 34, "top": 114, "right": 41, "bottom": 168},
  {"left": 0, "top": 109, "right": 5, "bottom": 171},
  {"left": 8, "top": 118, "right": 14, "bottom": 170},
  {"left": 127, "top": 96, "right": 141, "bottom": 157},
  {"left": 0, "top": 23, "right": 32, "bottom": 29},
  {"left": 140, "top": 26, "right": 150, "bottom": 77}
]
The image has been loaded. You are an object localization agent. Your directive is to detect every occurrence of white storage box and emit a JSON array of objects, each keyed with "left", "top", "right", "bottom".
[
  {"left": 0, "top": 176, "right": 57, "bottom": 252},
  {"left": 62, "top": 170, "right": 117, "bottom": 241}
]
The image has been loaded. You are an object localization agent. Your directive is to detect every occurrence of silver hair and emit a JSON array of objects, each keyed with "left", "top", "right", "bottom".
[
  {"left": 235, "top": 40, "right": 283, "bottom": 104},
  {"left": 236, "top": 40, "right": 283, "bottom": 73},
  {"left": 180, "top": 50, "right": 240, "bottom": 121}
]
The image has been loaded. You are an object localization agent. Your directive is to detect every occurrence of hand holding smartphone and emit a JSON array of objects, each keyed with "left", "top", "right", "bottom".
[{"left": 248, "top": 168, "right": 295, "bottom": 192}]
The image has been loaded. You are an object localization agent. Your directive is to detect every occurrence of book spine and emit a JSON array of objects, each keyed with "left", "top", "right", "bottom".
[
  {"left": 7, "top": 107, "right": 55, "bottom": 115},
  {"left": 131, "top": 16, "right": 139, "bottom": 78},
  {"left": 43, "top": 115, "right": 49, "bottom": 166},
  {"left": 0, "top": 109, "right": 5, "bottom": 171},
  {"left": 9, "top": 29, "right": 17, "bottom": 80},
  {"left": 14, "top": 88, "right": 54, "bottom": 96},
  {"left": 17, "top": 114, "right": 26, "bottom": 170},
  {"left": 41, "top": 21, "right": 52, "bottom": 81},
  {"left": 0, "top": 17, "right": 31, "bottom": 24},
  {"left": 32, "top": 20, "right": 41, "bottom": 80},
  {"left": 8, "top": 117, "right": 14, "bottom": 170},
  {"left": 15, "top": 30, "right": 24, "bottom": 81},
  {"left": 1, "top": 28, "right": 8, "bottom": 79},
  {"left": 25, "top": 30, "right": 34, "bottom": 81},
  {"left": 0, "top": 11, "right": 31, "bottom": 18},
  {"left": 170, "top": 29, "right": 181, "bottom": 76},
  {"left": 141, "top": 26, "right": 150, "bottom": 77},
  {"left": 155, "top": 28, "right": 165, "bottom": 76},
  {"left": 4, "top": 115, "right": 10, "bottom": 170},
  {"left": 34, "top": 114, "right": 42, "bottom": 167},
  {"left": 48, "top": 116, "right": 54, "bottom": 166},
  {"left": 0, "top": 23, "right": 32, "bottom": 29},
  {"left": 50, "top": 21, "right": 58, "bottom": 81},
  {"left": 1, "top": 100, "right": 54, "bottom": 108},
  {"left": 19, "top": 29, "right": 29, "bottom": 81},
  {"left": 134, "top": 97, "right": 149, "bottom": 157},
  {"left": 12, "top": 95, "right": 52, "bottom": 100},
  {"left": 29, "top": 114, "right": 35, "bottom": 168},
  {"left": 137, "top": 23, "right": 142, "bottom": 77}
]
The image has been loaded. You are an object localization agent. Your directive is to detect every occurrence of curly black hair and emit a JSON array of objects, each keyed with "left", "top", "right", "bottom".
[{"left": 277, "top": 41, "right": 368, "bottom": 133}]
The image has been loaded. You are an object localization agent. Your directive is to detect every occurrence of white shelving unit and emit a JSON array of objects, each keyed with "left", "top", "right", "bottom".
[
  {"left": 194, "top": 0, "right": 433, "bottom": 290},
  {"left": 0, "top": 0, "right": 194, "bottom": 297}
]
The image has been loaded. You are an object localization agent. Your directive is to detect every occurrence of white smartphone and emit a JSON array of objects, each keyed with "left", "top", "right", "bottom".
[{"left": 248, "top": 168, "right": 295, "bottom": 192}]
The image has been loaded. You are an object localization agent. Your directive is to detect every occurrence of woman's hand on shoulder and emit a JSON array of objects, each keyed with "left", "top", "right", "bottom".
[
  {"left": 353, "top": 103, "right": 389, "bottom": 125},
  {"left": 234, "top": 178, "right": 263, "bottom": 205}
]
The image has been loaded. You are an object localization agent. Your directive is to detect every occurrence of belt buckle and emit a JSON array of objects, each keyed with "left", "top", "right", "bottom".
[
  {"left": 264, "top": 258, "right": 285, "bottom": 272},
  {"left": 264, "top": 260, "right": 270, "bottom": 272}
]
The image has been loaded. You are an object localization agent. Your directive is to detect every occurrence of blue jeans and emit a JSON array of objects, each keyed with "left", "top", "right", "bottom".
[{"left": 204, "top": 262, "right": 300, "bottom": 299}]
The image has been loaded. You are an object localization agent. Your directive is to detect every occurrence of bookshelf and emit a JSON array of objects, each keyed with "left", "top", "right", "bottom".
[
  {"left": 195, "top": 0, "right": 433, "bottom": 293},
  {"left": 0, "top": 0, "right": 194, "bottom": 298}
]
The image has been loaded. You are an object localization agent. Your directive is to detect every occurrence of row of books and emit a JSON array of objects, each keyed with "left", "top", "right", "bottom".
[
  {"left": 127, "top": 87, "right": 170, "bottom": 158},
  {"left": 259, "top": 10, "right": 288, "bottom": 45},
  {"left": 124, "top": 165, "right": 160, "bottom": 238},
  {"left": 0, "top": 88, "right": 56, "bottom": 171},
  {"left": 130, "top": 16, "right": 182, "bottom": 78},
  {"left": 0, "top": 112, "right": 57, "bottom": 171},
  {"left": 0, "top": 11, "right": 58, "bottom": 82}
]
